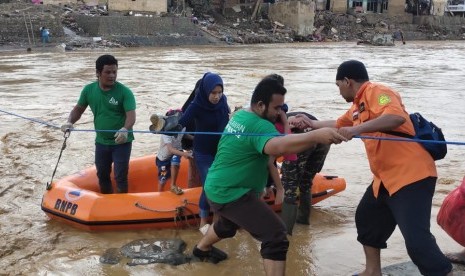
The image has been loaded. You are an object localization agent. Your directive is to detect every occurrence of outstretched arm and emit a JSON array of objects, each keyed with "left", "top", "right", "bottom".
[
  {"left": 338, "top": 114, "right": 405, "bottom": 139},
  {"left": 288, "top": 114, "right": 336, "bottom": 129},
  {"left": 264, "top": 128, "right": 346, "bottom": 156}
]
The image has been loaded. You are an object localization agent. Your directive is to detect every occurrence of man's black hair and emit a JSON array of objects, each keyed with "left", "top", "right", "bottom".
[
  {"left": 251, "top": 77, "right": 287, "bottom": 106},
  {"left": 263, "top": 74, "right": 284, "bottom": 86},
  {"left": 96, "top": 54, "right": 118, "bottom": 73}
]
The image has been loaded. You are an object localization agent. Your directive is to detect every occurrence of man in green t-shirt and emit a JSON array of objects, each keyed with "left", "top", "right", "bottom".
[
  {"left": 61, "top": 54, "right": 136, "bottom": 194},
  {"left": 192, "top": 77, "right": 347, "bottom": 275}
]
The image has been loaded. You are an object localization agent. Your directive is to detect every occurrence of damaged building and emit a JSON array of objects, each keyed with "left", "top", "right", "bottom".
[{"left": 2, "top": 0, "right": 465, "bottom": 48}]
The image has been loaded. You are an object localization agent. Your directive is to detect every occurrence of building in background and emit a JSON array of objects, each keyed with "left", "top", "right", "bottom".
[{"left": 108, "top": 0, "right": 167, "bottom": 13}]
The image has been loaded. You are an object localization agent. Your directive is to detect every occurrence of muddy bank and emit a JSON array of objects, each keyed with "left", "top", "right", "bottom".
[{"left": 1, "top": 1, "right": 465, "bottom": 51}]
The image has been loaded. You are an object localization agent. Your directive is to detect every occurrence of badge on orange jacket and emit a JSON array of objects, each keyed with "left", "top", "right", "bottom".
[{"left": 378, "top": 94, "right": 391, "bottom": 105}]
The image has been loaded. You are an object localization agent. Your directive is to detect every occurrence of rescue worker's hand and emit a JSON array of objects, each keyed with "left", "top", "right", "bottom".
[
  {"left": 114, "top": 127, "right": 128, "bottom": 144},
  {"left": 337, "top": 126, "right": 357, "bottom": 140},
  {"left": 289, "top": 114, "right": 314, "bottom": 129},
  {"left": 60, "top": 122, "right": 74, "bottom": 133},
  {"left": 312, "top": 128, "right": 348, "bottom": 145}
]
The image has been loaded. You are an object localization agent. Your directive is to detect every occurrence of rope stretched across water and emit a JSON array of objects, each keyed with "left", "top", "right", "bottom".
[{"left": 2, "top": 108, "right": 465, "bottom": 145}]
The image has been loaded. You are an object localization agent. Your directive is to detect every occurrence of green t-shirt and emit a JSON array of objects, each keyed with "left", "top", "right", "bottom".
[
  {"left": 204, "top": 110, "right": 279, "bottom": 204},
  {"left": 77, "top": 81, "right": 136, "bottom": 145}
]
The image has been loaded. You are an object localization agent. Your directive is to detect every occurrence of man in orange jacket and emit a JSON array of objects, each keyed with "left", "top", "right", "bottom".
[{"left": 298, "top": 60, "right": 453, "bottom": 276}]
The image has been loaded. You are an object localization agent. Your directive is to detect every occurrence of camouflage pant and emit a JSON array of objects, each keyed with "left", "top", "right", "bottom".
[{"left": 281, "top": 143, "right": 330, "bottom": 203}]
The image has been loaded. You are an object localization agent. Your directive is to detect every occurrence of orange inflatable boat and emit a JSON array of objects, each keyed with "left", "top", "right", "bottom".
[{"left": 41, "top": 155, "right": 346, "bottom": 231}]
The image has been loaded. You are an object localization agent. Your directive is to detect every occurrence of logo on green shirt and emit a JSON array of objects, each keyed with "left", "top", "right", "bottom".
[{"left": 109, "top": 97, "right": 118, "bottom": 105}]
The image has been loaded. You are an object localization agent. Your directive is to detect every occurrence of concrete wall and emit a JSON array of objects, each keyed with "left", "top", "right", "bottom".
[
  {"left": 42, "top": 0, "right": 74, "bottom": 4},
  {"left": 42, "top": 0, "right": 107, "bottom": 5},
  {"left": 414, "top": 14, "right": 465, "bottom": 26},
  {"left": 269, "top": 1, "right": 316, "bottom": 36},
  {"left": 74, "top": 14, "right": 197, "bottom": 36},
  {"left": 364, "top": 13, "right": 413, "bottom": 24},
  {"left": 71, "top": 15, "right": 215, "bottom": 46},
  {"left": 0, "top": 12, "right": 199, "bottom": 44},
  {"left": 108, "top": 0, "right": 167, "bottom": 13},
  {"left": 0, "top": 15, "right": 63, "bottom": 44}
]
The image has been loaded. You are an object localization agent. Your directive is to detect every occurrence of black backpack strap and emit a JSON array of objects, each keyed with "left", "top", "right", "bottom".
[{"left": 382, "top": 130, "right": 414, "bottom": 139}]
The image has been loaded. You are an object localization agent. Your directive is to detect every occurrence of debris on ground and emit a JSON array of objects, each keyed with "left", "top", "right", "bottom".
[
  {"left": 1, "top": 0, "right": 464, "bottom": 50},
  {"left": 100, "top": 238, "right": 190, "bottom": 266}
]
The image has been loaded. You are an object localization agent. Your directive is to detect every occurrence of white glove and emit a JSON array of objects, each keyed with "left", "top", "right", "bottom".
[
  {"left": 60, "top": 122, "right": 74, "bottom": 133},
  {"left": 114, "top": 127, "right": 128, "bottom": 144}
]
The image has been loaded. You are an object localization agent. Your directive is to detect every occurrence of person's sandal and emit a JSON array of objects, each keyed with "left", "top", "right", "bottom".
[
  {"left": 192, "top": 245, "right": 228, "bottom": 264},
  {"left": 170, "top": 185, "right": 184, "bottom": 195}
]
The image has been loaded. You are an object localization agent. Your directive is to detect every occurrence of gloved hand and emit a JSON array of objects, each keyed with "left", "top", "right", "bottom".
[
  {"left": 60, "top": 122, "right": 74, "bottom": 133},
  {"left": 114, "top": 127, "right": 128, "bottom": 144}
]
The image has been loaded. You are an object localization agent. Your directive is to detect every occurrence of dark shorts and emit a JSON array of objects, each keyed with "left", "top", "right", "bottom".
[
  {"left": 356, "top": 177, "right": 452, "bottom": 275},
  {"left": 155, "top": 155, "right": 181, "bottom": 184},
  {"left": 209, "top": 191, "right": 289, "bottom": 261}
]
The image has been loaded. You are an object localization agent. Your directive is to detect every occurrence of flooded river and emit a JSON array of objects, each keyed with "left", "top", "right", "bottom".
[{"left": 1, "top": 41, "right": 465, "bottom": 275}]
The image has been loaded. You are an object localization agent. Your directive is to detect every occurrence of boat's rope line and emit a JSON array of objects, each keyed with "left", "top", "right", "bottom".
[
  {"left": 135, "top": 201, "right": 184, "bottom": 213},
  {"left": 46, "top": 131, "right": 70, "bottom": 191},
  {"left": 135, "top": 200, "right": 200, "bottom": 228},
  {"left": 2, "top": 108, "right": 465, "bottom": 145}
]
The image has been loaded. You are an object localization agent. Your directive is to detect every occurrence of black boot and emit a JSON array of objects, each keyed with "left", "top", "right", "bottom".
[
  {"left": 281, "top": 201, "right": 298, "bottom": 235},
  {"left": 296, "top": 193, "right": 310, "bottom": 225}
]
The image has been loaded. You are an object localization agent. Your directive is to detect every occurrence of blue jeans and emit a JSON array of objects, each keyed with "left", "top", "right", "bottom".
[
  {"left": 194, "top": 152, "right": 215, "bottom": 218},
  {"left": 95, "top": 142, "right": 132, "bottom": 194}
]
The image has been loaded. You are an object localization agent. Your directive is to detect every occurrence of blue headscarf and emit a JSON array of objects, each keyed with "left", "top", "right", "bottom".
[{"left": 191, "top": 72, "right": 227, "bottom": 111}]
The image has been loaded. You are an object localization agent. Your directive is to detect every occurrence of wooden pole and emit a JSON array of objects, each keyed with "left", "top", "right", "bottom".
[
  {"left": 23, "top": 13, "right": 31, "bottom": 46},
  {"left": 28, "top": 13, "right": 35, "bottom": 45},
  {"left": 251, "top": 0, "right": 261, "bottom": 21}
]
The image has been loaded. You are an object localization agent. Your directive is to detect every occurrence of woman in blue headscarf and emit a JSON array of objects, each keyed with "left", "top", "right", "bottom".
[{"left": 179, "top": 72, "right": 230, "bottom": 228}]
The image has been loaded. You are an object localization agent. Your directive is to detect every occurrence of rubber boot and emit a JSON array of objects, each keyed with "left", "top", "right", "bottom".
[
  {"left": 281, "top": 202, "right": 298, "bottom": 235},
  {"left": 162, "top": 113, "right": 182, "bottom": 132},
  {"left": 149, "top": 113, "right": 182, "bottom": 136},
  {"left": 296, "top": 193, "right": 311, "bottom": 225}
]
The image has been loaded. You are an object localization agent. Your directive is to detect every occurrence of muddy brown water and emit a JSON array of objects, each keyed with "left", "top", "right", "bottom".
[{"left": 1, "top": 42, "right": 465, "bottom": 275}]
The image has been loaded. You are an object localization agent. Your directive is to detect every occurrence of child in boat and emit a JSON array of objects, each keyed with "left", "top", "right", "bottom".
[{"left": 155, "top": 109, "right": 193, "bottom": 195}]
